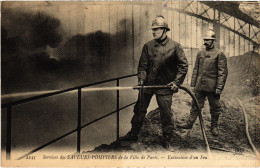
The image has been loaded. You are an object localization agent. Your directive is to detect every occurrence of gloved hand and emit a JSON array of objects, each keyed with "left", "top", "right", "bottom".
[
  {"left": 134, "top": 80, "right": 144, "bottom": 89},
  {"left": 215, "top": 89, "right": 222, "bottom": 94},
  {"left": 167, "top": 82, "right": 178, "bottom": 93}
]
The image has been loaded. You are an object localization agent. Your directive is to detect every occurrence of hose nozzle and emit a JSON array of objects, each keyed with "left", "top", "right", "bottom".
[{"left": 133, "top": 85, "right": 171, "bottom": 90}]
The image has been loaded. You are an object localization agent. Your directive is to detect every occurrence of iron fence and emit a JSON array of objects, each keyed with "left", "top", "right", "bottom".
[{"left": 2, "top": 74, "right": 137, "bottom": 160}]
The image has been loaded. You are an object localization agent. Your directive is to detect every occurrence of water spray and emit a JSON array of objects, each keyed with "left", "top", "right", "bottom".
[{"left": 2, "top": 87, "right": 133, "bottom": 98}]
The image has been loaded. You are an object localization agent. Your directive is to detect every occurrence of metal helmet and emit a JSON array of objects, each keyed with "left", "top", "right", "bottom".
[
  {"left": 151, "top": 16, "right": 170, "bottom": 31},
  {"left": 203, "top": 29, "right": 216, "bottom": 40}
]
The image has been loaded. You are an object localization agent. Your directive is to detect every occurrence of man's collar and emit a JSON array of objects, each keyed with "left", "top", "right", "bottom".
[
  {"left": 154, "top": 36, "right": 169, "bottom": 46},
  {"left": 206, "top": 45, "right": 215, "bottom": 51}
]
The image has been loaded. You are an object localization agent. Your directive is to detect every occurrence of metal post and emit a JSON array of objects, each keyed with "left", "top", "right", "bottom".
[
  {"left": 116, "top": 79, "right": 120, "bottom": 140},
  {"left": 6, "top": 107, "right": 11, "bottom": 160},
  {"left": 77, "top": 88, "right": 81, "bottom": 153}
]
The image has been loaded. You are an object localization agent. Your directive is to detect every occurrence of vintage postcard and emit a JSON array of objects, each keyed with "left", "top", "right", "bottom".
[{"left": 1, "top": 1, "right": 259, "bottom": 167}]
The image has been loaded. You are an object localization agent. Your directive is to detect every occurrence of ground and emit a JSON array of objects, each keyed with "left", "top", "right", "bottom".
[{"left": 89, "top": 51, "right": 260, "bottom": 160}]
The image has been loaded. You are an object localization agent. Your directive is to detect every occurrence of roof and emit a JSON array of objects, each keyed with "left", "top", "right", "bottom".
[{"left": 202, "top": 1, "right": 259, "bottom": 28}]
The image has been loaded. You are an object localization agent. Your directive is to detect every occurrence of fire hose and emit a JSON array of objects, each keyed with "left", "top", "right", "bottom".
[
  {"left": 236, "top": 98, "right": 260, "bottom": 158},
  {"left": 134, "top": 85, "right": 211, "bottom": 157}
]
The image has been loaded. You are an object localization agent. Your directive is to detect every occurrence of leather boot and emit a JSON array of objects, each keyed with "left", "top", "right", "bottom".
[
  {"left": 178, "top": 111, "right": 198, "bottom": 129},
  {"left": 211, "top": 115, "right": 219, "bottom": 136},
  {"left": 119, "top": 131, "right": 138, "bottom": 141},
  {"left": 119, "top": 125, "right": 140, "bottom": 141},
  {"left": 162, "top": 140, "right": 170, "bottom": 149},
  {"left": 162, "top": 132, "right": 172, "bottom": 149}
]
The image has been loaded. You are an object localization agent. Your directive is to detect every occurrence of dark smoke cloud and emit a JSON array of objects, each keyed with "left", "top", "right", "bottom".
[
  {"left": 2, "top": 12, "right": 132, "bottom": 94},
  {"left": 2, "top": 9, "right": 63, "bottom": 93},
  {"left": 2, "top": 9, "right": 62, "bottom": 51},
  {"left": 29, "top": 52, "right": 60, "bottom": 71},
  {"left": 57, "top": 31, "right": 110, "bottom": 61},
  {"left": 57, "top": 28, "right": 129, "bottom": 61}
]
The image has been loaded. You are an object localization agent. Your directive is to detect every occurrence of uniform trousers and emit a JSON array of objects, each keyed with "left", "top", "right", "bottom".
[
  {"left": 188, "top": 91, "right": 222, "bottom": 126},
  {"left": 130, "top": 91, "right": 174, "bottom": 137}
]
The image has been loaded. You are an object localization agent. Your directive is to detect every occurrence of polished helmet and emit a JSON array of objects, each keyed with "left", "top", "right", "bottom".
[
  {"left": 151, "top": 15, "right": 170, "bottom": 31},
  {"left": 203, "top": 29, "right": 216, "bottom": 40}
]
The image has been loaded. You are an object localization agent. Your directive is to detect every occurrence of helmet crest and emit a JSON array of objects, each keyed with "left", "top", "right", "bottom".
[{"left": 203, "top": 29, "right": 216, "bottom": 40}]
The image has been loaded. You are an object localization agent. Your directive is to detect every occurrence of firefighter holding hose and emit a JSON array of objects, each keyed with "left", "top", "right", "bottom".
[
  {"left": 178, "top": 30, "right": 228, "bottom": 136},
  {"left": 120, "top": 15, "right": 188, "bottom": 148}
]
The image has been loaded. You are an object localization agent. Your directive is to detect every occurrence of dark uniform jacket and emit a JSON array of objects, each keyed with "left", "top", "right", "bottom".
[
  {"left": 191, "top": 47, "right": 228, "bottom": 93},
  {"left": 138, "top": 37, "right": 188, "bottom": 95}
]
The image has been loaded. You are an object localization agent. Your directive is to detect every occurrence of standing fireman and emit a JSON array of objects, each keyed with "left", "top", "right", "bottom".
[
  {"left": 120, "top": 16, "right": 188, "bottom": 148},
  {"left": 178, "top": 30, "right": 228, "bottom": 136}
]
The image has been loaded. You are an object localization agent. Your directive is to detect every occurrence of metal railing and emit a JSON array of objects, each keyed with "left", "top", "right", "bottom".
[{"left": 2, "top": 74, "right": 137, "bottom": 160}]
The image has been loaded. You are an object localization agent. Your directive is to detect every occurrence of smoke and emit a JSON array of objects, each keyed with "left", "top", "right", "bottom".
[
  {"left": 1, "top": 9, "right": 64, "bottom": 93},
  {"left": 2, "top": 9, "right": 132, "bottom": 94},
  {"left": 57, "top": 31, "right": 110, "bottom": 62},
  {"left": 54, "top": 27, "right": 131, "bottom": 87},
  {"left": 2, "top": 9, "right": 62, "bottom": 51}
]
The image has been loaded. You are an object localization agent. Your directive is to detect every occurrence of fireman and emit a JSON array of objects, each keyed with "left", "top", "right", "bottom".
[
  {"left": 178, "top": 29, "right": 228, "bottom": 136},
  {"left": 120, "top": 15, "right": 188, "bottom": 148}
]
